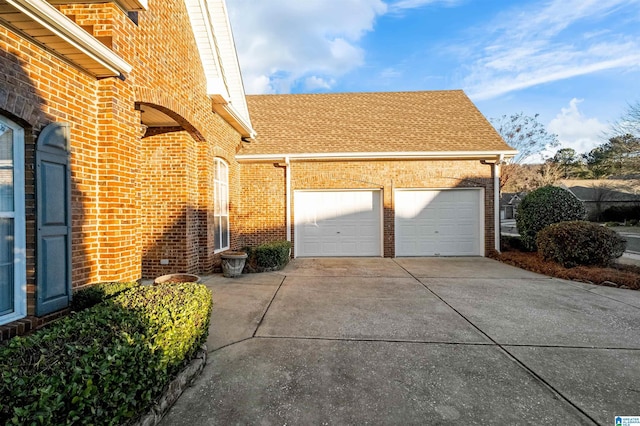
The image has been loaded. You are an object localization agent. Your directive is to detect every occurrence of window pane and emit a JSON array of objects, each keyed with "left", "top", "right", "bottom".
[
  {"left": 0, "top": 218, "right": 14, "bottom": 315},
  {"left": 221, "top": 183, "right": 228, "bottom": 215},
  {"left": 0, "top": 128, "right": 13, "bottom": 212},
  {"left": 214, "top": 216, "right": 220, "bottom": 250},
  {"left": 214, "top": 182, "right": 220, "bottom": 215},
  {"left": 221, "top": 216, "right": 229, "bottom": 249}
]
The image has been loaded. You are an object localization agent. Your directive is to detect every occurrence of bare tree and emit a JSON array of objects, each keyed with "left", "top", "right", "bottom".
[
  {"left": 491, "top": 112, "right": 560, "bottom": 190},
  {"left": 611, "top": 101, "right": 640, "bottom": 137}
]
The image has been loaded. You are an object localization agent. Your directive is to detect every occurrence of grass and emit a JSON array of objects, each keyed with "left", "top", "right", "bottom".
[{"left": 490, "top": 249, "right": 640, "bottom": 290}]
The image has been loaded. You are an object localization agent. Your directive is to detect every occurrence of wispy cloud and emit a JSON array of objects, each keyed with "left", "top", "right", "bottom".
[
  {"left": 463, "top": 0, "right": 640, "bottom": 100},
  {"left": 388, "top": 0, "right": 462, "bottom": 13}
]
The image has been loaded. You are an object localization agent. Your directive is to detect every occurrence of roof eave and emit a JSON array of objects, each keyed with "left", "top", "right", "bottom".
[
  {"left": 4, "top": 0, "right": 132, "bottom": 77},
  {"left": 236, "top": 150, "right": 518, "bottom": 162},
  {"left": 212, "top": 98, "right": 256, "bottom": 138}
]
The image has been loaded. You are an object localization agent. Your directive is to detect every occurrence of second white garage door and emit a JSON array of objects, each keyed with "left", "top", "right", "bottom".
[
  {"left": 294, "top": 190, "right": 382, "bottom": 257},
  {"left": 395, "top": 189, "right": 483, "bottom": 256}
]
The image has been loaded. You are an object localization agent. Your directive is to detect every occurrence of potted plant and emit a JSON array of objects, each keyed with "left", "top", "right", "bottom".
[{"left": 220, "top": 251, "right": 248, "bottom": 278}]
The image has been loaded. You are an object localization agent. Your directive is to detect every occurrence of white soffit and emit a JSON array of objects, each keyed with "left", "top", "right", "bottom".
[
  {"left": 0, "top": 0, "right": 132, "bottom": 77},
  {"left": 184, "top": 0, "right": 255, "bottom": 137},
  {"left": 47, "top": 0, "right": 148, "bottom": 12}
]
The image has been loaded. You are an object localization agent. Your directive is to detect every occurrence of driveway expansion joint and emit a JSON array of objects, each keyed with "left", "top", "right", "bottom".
[{"left": 392, "top": 258, "right": 602, "bottom": 426}]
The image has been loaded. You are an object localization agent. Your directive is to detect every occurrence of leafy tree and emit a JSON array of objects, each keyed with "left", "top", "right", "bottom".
[
  {"left": 551, "top": 147, "right": 586, "bottom": 178},
  {"left": 491, "top": 113, "right": 559, "bottom": 190},
  {"left": 583, "top": 134, "right": 640, "bottom": 178}
]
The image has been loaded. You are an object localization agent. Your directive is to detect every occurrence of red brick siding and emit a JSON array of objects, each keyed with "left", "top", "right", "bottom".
[
  {"left": 0, "top": 0, "right": 244, "bottom": 334},
  {"left": 239, "top": 159, "right": 496, "bottom": 257}
]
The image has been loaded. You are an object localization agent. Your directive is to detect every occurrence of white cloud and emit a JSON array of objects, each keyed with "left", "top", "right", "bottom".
[
  {"left": 226, "top": 0, "right": 387, "bottom": 94},
  {"left": 462, "top": 0, "right": 640, "bottom": 100},
  {"left": 304, "top": 76, "right": 336, "bottom": 91},
  {"left": 547, "top": 98, "right": 608, "bottom": 155}
]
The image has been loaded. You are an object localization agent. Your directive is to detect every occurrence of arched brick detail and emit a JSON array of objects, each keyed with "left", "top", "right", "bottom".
[{"left": 136, "top": 100, "right": 205, "bottom": 142}]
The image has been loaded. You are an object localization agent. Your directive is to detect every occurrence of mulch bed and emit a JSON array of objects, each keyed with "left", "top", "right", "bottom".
[{"left": 490, "top": 250, "right": 640, "bottom": 290}]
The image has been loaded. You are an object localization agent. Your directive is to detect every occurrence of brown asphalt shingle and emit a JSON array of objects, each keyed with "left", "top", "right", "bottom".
[{"left": 240, "top": 90, "right": 514, "bottom": 155}]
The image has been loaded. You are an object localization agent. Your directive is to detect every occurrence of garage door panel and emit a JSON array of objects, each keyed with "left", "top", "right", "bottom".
[
  {"left": 295, "top": 191, "right": 382, "bottom": 257},
  {"left": 395, "top": 189, "right": 482, "bottom": 256}
]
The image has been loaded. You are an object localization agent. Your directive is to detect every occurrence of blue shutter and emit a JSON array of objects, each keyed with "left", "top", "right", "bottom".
[{"left": 36, "top": 123, "right": 71, "bottom": 315}]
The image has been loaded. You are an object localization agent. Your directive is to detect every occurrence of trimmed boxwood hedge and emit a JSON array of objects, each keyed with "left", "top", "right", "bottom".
[
  {"left": 70, "top": 281, "right": 140, "bottom": 312},
  {"left": 537, "top": 221, "right": 626, "bottom": 267},
  {"left": 243, "top": 240, "right": 292, "bottom": 273},
  {"left": 0, "top": 283, "right": 212, "bottom": 426},
  {"left": 516, "top": 185, "right": 586, "bottom": 251}
]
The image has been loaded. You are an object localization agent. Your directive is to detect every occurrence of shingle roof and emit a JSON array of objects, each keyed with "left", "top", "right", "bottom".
[{"left": 239, "top": 90, "right": 514, "bottom": 156}]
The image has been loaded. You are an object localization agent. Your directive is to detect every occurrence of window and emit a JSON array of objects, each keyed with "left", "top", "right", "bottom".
[
  {"left": 214, "top": 158, "right": 229, "bottom": 252},
  {"left": 0, "top": 116, "right": 25, "bottom": 325}
]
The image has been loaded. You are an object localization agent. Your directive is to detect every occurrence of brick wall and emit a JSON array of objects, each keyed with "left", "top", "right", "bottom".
[
  {"left": 0, "top": 0, "right": 244, "bottom": 334},
  {"left": 238, "top": 159, "right": 496, "bottom": 257}
]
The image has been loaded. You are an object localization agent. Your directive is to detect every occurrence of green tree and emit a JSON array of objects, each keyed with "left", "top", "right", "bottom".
[
  {"left": 583, "top": 134, "right": 640, "bottom": 178},
  {"left": 551, "top": 147, "right": 585, "bottom": 178}
]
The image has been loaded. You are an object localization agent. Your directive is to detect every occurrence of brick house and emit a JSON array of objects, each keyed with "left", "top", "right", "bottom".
[
  {"left": 0, "top": 0, "right": 515, "bottom": 338},
  {"left": 237, "top": 92, "right": 516, "bottom": 258},
  {"left": 0, "top": 0, "right": 255, "bottom": 336}
]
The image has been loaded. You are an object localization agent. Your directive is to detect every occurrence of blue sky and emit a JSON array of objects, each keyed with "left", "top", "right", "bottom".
[{"left": 226, "top": 0, "right": 640, "bottom": 158}]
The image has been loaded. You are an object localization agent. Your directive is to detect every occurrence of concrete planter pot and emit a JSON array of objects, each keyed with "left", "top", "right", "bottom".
[
  {"left": 154, "top": 273, "right": 201, "bottom": 285},
  {"left": 220, "top": 251, "right": 248, "bottom": 278}
]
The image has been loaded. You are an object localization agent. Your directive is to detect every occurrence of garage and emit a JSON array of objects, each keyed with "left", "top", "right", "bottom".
[
  {"left": 294, "top": 190, "right": 382, "bottom": 257},
  {"left": 395, "top": 189, "right": 483, "bottom": 256}
]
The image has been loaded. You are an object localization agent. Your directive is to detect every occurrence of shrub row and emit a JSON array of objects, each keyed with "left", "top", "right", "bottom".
[
  {"left": 70, "top": 281, "right": 140, "bottom": 312},
  {"left": 0, "top": 283, "right": 212, "bottom": 425},
  {"left": 537, "top": 221, "right": 626, "bottom": 267}
]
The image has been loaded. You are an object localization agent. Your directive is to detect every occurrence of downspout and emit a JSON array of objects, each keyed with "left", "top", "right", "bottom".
[
  {"left": 481, "top": 154, "right": 504, "bottom": 253},
  {"left": 285, "top": 156, "right": 291, "bottom": 242},
  {"left": 494, "top": 155, "right": 503, "bottom": 253}
]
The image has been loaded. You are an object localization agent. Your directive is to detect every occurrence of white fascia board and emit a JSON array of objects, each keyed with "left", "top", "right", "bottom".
[
  {"left": 236, "top": 150, "right": 519, "bottom": 162},
  {"left": 212, "top": 101, "right": 256, "bottom": 138},
  {"left": 185, "top": 0, "right": 230, "bottom": 99},
  {"left": 6, "top": 0, "right": 132, "bottom": 76}
]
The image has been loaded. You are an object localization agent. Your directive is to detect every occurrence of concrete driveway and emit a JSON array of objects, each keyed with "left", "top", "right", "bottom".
[{"left": 160, "top": 257, "right": 640, "bottom": 425}]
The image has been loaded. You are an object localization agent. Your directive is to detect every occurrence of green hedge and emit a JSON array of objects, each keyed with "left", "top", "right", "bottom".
[
  {"left": 537, "top": 221, "right": 626, "bottom": 267},
  {"left": 0, "top": 283, "right": 212, "bottom": 426},
  {"left": 255, "top": 240, "right": 291, "bottom": 270},
  {"left": 243, "top": 240, "right": 292, "bottom": 273},
  {"left": 516, "top": 186, "right": 586, "bottom": 251},
  {"left": 70, "top": 281, "right": 140, "bottom": 312}
]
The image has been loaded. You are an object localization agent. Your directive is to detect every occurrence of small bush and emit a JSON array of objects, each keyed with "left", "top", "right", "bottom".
[
  {"left": 516, "top": 186, "right": 586, "bottom": 251},
  {"left": 254, "top": 240, "right": 292, "bottom": 271},
  {"left": 0, "top": 283, "right": 212, "bottom": 425},
  {"left": 71, "top": 281, "right": 140, "bottom": 311},
  {"left": 537, "top": 221, "right": 626, "bottom": 267}
]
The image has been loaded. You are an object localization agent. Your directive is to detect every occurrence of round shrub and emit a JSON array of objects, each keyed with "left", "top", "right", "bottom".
[
  {"left": 516, "top": 186, "right": 586, "bottom": 251},
  {"left": 537, "top": 221, "right": 626, "bottom": 267}
]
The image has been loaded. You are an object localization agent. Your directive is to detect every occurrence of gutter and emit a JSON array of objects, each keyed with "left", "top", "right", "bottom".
[
  {"left": 237, "top": 150, "right": 518, "bottom": 162},
  {"left": 6, "top": 0, "right": 132, "bottom": 77}
]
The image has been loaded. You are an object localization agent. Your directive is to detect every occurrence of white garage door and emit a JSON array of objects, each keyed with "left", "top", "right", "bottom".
[
  {"left": 294, "top": 190, "right": 382, "bottom": 257},
  {"left": 395, "top": 189, "right": 482, "bottom": 256}
]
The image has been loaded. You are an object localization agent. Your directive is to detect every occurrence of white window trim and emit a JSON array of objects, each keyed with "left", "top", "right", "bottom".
[
  {"left": 0, "top": 116, "right": 26, "bottom": 326},
  {"left": 213, "top": 158, "right": 229, "bottom": 253}
]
